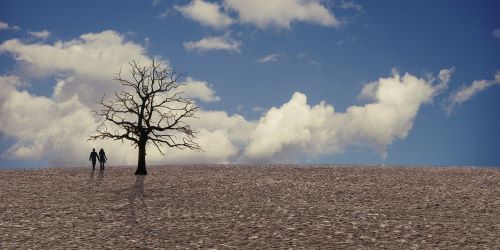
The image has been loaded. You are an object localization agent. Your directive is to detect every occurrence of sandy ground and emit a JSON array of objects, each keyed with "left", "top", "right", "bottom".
[{"left": 0, "top": 165, "right": 499, "bottom": 249}]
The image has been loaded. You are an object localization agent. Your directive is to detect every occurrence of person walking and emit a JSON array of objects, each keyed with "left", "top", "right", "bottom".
[
  {"left": 89, "top": 148, "right": 99, "bottom": 171},
  {"left": 98, "top": 148, "right": 108, "bottom": 170}
]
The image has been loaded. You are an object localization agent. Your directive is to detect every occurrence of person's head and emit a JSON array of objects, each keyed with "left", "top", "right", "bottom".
[
  {"left": 99, "top": 148, "right": 104, "bottom": 153},
  {"left": 93, "top": 148, "right": 95, "bottom": 152}
]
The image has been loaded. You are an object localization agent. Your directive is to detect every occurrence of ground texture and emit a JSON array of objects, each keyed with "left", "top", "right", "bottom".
[{"left": 0, "top": 165, "right": 499, "bottom": 249}]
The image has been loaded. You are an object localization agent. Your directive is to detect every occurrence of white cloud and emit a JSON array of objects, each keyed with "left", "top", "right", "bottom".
[
  {"left": 120, "top": 109, "right": 255, "bottom": 164},
  {"left": 357, "top": 81, "right": 378, "bottom": 102},
  {"left": 255, "top": 53, "right": 282, "bottom": 63},
  {"left": 0, "top": 77, "right": 233, "bottom": 167},
  {"left": 224, "top": 0, "right": 339, "bottom": 29},
  {"left": 193, "top": 110, "right": 255, "bottom": 143},
  {"left": 178, "top": 77, "right": 220, "bottom": 102},
  {"left": 0, "top": 21, "right": 20, "bottom": 31},
  {"left": 0, "top": 31, "right": 231, "bottom": 166},
  {"left": 0, "top": 30, "right": 154, "bottom": 107},
  {"left": 28, "top": 30, "right": 51, "bottom": 39},
  {"left": 0, "top": 77, "right": 236, "bottom": 166},
  {"left": 493, "top": 29, "right": 500, "bottom": 39},
  {"left": 185, "top": 68, "right": 448, "bottom": 163},
  {"left": 0, "top": 76, "right": 197, "bottom": 166},
  {"left": 175, "top": 0, "right": 233, "bottom": 29},
  {"left": 243, "top": 70, "right": 448, "bottom": 162},
  {"left": 0, "top": 30, "right": 458, "bottom": 166},
  {"left": 0, "top": 30, "right": 149, "bottom": 79},
  {"left": 173, "top": 0, "right": 339, "bottom": 30},
  {"left": 166, "top": 110, "right": 256, "bottom": 163},
  {"left": 0, "top": 76, "right": 102, "bottom": 164},
  {"left": 244, "top": 92, "right": 334, "bottom": 161},
  {"left": 445, "top": 71, "right": 500, "bottom": 114},
  {"left": 156, "top": 129, "right": 238, "bottom": 164},
  {"left": 183, "top": 35, "right": 241, "bottom": 53}
]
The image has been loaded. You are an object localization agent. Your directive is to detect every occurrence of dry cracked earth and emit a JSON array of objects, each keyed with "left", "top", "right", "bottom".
[{"left": 1, "top": 165, "right": 499, "bottom": 249}]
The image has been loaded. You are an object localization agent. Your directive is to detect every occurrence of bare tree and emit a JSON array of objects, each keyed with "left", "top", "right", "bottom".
[{"left": 89, "top": 59, "right": 202, "bottom": 175}]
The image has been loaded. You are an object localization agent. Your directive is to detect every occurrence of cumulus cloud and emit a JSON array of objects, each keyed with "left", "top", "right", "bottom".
[
  {"left": 224, "top": 0, "right": 339, "bottom": 29},
  {"left": 0, "top": 31, "right": 230, "bottom": 166},
  {"left": 244, "top": 70, "right": 450, "bottom": 162},
  {"left": 178, "top": 77, "right": 220, "bottom": 102},
  {"left": 255, "top": 53, "right": 282, "bottom": 63},
  {"left": 183, "top": 35, "right": 241, "bottom": 53},
  {"left": 0, "top": 75, "right": 105, "bottom": 165},
  {"left": 173, "top": 0, "right": 339, "bottom": 30},
  {"left": 193, "top": 110, "right": 255, "bottom": 143},
  {"left": 168, "top": 110, "right": 256, "bottom": 163},
  {"left": 0, "top": 30, "right": 163, "bottom": 107},
  {"left": 0, "top": 30, "right": 457, "bottom": 166},
  {"left": 0, "top": 30, "right": 149, "bottom": 79},
  {"left": 445, "top": 71, "right": 500, "bottom": 114},
  {"left": 28, "top": 30, "right": 51, "bottom": 39},
  {"left": 0, "top": 21, "right": 20, "bottom": 31},
  {"left": 0, "top": 75, "right": 235, "bottom": 165},
  {"left": 175, "top": 0, "right": 233, "bottom": 29},
  {"left": 137, "top": 109, "right": 250, "bottom": 164}
]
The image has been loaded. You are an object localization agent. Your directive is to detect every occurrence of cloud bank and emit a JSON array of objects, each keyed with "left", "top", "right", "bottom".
[
  {"left": 0, "top": 31, "right": 238, "bottom": 166},
  {"left": 244, "top": 70, "right": 449, "bottom": 161},
  {"left": 0, "top": 30, "right": 453, "bottom": 166}
]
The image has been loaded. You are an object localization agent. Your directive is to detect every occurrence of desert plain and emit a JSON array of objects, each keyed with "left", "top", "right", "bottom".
[{"left": 1, "top": 165, "right": 499, "bottom": 249}]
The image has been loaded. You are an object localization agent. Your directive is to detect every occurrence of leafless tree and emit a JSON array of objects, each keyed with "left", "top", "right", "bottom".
[{"left": 89, "top": 59, "right": 202, "bottom": 175}]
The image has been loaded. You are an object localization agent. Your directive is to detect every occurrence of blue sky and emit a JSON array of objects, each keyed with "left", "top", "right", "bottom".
[{"left": 0, "top": 0, "right": 499, "bottom": 168}]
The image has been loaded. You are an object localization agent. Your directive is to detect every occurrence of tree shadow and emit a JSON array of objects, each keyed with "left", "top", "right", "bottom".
[
  {"left": 108, "top": 175, "right": 151, "bottom": 245},
  {"left": 125, "top": 175, "right": 149, "bottom": 245},
  {"left": 129, "top": 175, "right": 145, "bottom": 208}
]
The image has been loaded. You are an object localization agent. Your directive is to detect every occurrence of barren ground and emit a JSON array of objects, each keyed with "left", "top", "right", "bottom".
[{"left": 1, "top": 165, "right": 499, "bottom": 249}]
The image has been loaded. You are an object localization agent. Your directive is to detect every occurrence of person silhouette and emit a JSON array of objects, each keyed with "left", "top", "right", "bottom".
[
  {"left": 98, "top": 148, "right": 107, "bottom": 170},
  {"left": 89, "top": 148, "right": 99, "bottom": 171}
]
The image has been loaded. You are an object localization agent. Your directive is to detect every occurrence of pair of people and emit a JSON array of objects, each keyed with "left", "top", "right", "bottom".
[{"left": 89, "top": 148, "right": 107, "bottom": 171}]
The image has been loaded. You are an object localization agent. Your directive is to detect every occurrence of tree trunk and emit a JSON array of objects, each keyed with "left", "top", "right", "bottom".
[{"left": 135, "top": 140, "right": 147, "bottom": 175}]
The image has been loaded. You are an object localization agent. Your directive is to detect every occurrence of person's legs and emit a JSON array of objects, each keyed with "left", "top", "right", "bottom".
[{"left": 92, "top": 160, "right": 96, "bottom": 171}]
